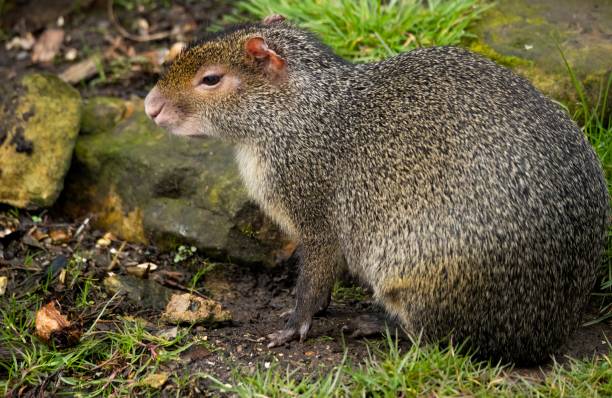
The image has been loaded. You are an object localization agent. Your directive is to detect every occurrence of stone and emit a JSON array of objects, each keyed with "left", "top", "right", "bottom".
[
  {"left": 161, "top": 293, "right": 231, "bottom": 325},
  {"left": 62, "top": 97, "right": 287, "bottom": 266},
  {"left": 103, "top": 274, "right": 174, "bottom": 311},
  {"left": 0, "top": 73, "right": 81, "bottom": 209},
  {"left": 80, "top": 96, "right": 126, "bottom": 135},
  {"left": 471, "top": 0, "right": 612, "bottom": 116}
]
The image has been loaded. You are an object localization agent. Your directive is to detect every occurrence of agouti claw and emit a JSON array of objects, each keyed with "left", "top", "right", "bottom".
[
  {"left": 267, "top": 328, "right": 298, "bottom": 348},
  {"left": 267, "top": 319, "right": 312, "bottom": 348}
]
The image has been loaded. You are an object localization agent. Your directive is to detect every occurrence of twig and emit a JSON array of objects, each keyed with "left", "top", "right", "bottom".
[
  {"left": 85, "top": 291, "right": 121, "bottom": 335},
  {"left": 107, "top": 0, "right": 172, "bottom": 42},
  {"left": 155, "top": 277, "right": 211, "bottom": 300},
  {"left": 107, "top": 241, "right": 126, "bottom": 271},
  {"left": 73, "top": 217, "right": 90, "bottom": 239}
]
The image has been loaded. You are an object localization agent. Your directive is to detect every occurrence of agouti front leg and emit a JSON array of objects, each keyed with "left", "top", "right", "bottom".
[{"left": 267, "top": 241, "right": 339, "bottom": 347}]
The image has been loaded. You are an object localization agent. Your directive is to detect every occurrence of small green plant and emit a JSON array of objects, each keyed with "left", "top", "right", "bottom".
[
  {"left": 228, "top": 0, "right": 488, "bottom": 62},
  {"left": 332, "top": 281, "right": 369, "bottom": 302},
  {"left": 30, "top": 215, "right": 42, "bottom": 223},
  {"left": 189, "top": 261, "right": 216, "bottom": 290},
  {"left": 0, "top": 299, "right": 193, "bottom": 396},
  {"left": 173, "top": 245, "right": 197, "bottom": 263},
  {"left": 7, "top": 207, "right": 19, "bottom": 218},
  {"left": 113, "top": 0, "right": 170, "bottom": 11},
  {"left": 240, "top": 223, "right": 257, "bottom": 238},
  {"left": 76, "top": 278, "right": 96, "bottom": 308}
]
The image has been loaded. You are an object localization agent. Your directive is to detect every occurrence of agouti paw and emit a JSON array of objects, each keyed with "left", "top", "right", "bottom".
[{"left": 267, "top": 320, "right": 311, "bottom": 348}]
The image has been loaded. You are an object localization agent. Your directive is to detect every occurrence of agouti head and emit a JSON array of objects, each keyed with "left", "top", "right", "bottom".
[{"left": 144, "top": 18, "right": 345, "bottom": 141}]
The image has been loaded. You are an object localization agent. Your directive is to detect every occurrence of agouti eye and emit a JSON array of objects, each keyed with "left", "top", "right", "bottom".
[{"left": 201, "top": 74, "right": 222, "bottom": 86}]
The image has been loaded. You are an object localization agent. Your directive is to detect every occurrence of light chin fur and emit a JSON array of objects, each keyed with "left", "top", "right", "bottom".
[{"left": 166, "top": 118, "right": 218, "bottom": 138}]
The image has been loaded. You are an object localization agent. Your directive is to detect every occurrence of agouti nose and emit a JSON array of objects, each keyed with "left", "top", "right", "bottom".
[{"left": 144, "top": 86, "right": 165, "bottom": 121}]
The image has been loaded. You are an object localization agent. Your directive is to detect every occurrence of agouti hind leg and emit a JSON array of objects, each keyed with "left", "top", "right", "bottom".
[{"left": 267, "top": 241, "right": 340, "bottom": 347}]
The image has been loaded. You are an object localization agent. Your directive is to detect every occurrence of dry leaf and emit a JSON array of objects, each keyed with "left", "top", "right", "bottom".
[
  {"left": 31, "top": 228, "right": 49, "bottom": 241},
  {"left": 59, "top": 56, "right": 98, "bottom": 84},
  {"left": 32, "top": 28, "right": 65, "bottom": 63},
  {"left": 5, "top": 33, "right": 35, "bottom": 51},
  {"left": 140, "top": 372, "right": 169, "bottom": 389},
  {"left": 35, "top": 301, "right": 81, "bottom": 346},
  {"left": 0, "top": 276, "right": 8, "bottom": 296},
  {"left": 137, "top": 262, "right": 158, "bottom": 271},
  {"left": 96, "top": 237, "right": 112, "bottom": 247},
  {"left": 49, "top": 229, "right": 70, "bottom": 244}
]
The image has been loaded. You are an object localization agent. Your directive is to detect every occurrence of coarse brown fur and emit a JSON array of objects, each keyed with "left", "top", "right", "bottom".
[{"left": 145, "top": 20, "right": 609, "bottom": 364}]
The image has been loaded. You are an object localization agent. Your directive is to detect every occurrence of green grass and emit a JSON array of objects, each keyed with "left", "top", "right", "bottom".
[
  {"left": 0, "top": 288, "right": 193, "bottom": 396},
  {"left": 228, "top": 0, "right": 488, "bottom": 62},
  {"left": 332, "top": 281, "right": 369, "bottom": 303},
  {"left": 215, "top": 333, "right": 612, "bottom": 397},
  {"left": 559, "top": 50, "right": 612, "bottom": 321}
]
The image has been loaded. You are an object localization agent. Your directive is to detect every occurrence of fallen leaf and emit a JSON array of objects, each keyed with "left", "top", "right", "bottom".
[
  {"left": 32, "top": 28, "right": 65, "bottom": 63},
  {"left": 96, "top": 237, "right": 112, "bottom": 247},
  {"left": 137, "top": 262, "right": 158, "bottom": 271},
  {"left": 22, "top": 234, "right": 45, "bottom": 250},
  {"left": 35, "top": 301, "right": 81, "bottom": 346},
  {"left": 0, "top": 214, "right": 20, "bottom": 238},
  {"left": 31, "top": 228, "right": 49, "bottom": 241},
  {"left": 0, "top": 276, "right": 7, "bottom": 296},
  {"left": 49, "top": 229, "right": 70, "bottom": 244},
  {"left": 5, "top": 33, "right": 35, "bottom": 51},
  {"left": 126, "top": 266, "right": 147, "bottom": 278},
  {"left": 140, "top": 372, "right": 169, "bottom": 389},
  {"left": 59, "top": 56, "right": 98, "bottom": 84},
  {"left": 156, "top": 326, "right": 178, "bottom": 340},
  {"left": 181, "top": 345, "right": 211, "bottom": 363}
]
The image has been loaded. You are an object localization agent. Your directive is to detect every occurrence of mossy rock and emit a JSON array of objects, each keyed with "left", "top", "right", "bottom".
[
  {"left": 80, "top": 96, "right": 126, "bottom": 136},
  {"left": 471, "top": 0, "right": 612, "bottom": 116},
  {"left": 61, "top": 97, "right": 287, "bottom": 266},
  {"left": 0, "top": 73, "right": 82, "bottom": 209}
]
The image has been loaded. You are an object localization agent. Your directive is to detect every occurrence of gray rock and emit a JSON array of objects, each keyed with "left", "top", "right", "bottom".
[
  {"left": 62, "top": 98, "right": 287, "bottom": 266},
  {"left": 103, "top": 274, "right": 173, "bottom": 311}
]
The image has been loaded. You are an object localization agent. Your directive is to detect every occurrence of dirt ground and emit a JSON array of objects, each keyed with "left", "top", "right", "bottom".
[
  {"left": 1, "top": 212, "right": 610, "bottom": 386},
  {"left": 0, "top": 0, "right": 233, "bottom": 98}
]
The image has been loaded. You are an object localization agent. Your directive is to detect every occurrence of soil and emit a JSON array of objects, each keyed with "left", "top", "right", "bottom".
[
  {"left": 0, "top": 211, "right": 610, "bottom": 394},
  {"left": 0, "top": 0, "right": 234, "bottom": 98}
]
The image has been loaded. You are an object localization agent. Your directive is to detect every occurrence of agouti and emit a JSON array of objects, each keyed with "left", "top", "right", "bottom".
[{"left": 144, "top": 17, "right": 609, "bottom": 364}]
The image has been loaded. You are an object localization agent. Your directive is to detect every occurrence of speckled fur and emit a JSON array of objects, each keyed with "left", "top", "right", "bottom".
[{"left": 155, "top": 22, "right": 609, "bottom": 364}]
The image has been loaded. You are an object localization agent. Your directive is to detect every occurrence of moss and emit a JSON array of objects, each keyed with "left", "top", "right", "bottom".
[
  {"left": 80, "top": 96, "right": 126, "bottom": 135},
  {"left": 332, "top": 281, "right": 369, "bottom": 303},
  {"left": 96, "top": 184, "right": 147, "bottom": 244},
  {"left": 468, "top": 41, "right": 531, "bottom": 68},
  {"left": 471, "top": 0, "right": 612, "bottom": 118},
  {"left": 239, "top": 223, "right": 257, "bottom": 238},
  {"left": 0, "top": 73, "right": 81, "bottom": 209}
]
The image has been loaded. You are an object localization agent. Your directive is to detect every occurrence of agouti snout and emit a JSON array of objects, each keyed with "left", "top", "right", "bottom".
[{"left": 145, "top": 17, "right": 609, "bottom": 364}]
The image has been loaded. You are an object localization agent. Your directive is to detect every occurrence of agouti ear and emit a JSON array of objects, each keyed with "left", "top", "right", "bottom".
[
  {"left": 245, "top": 36, "right": 286, "bottom": 76},
  {"left": 262, "top": 14, "right": 285, "bottom": 25}
]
